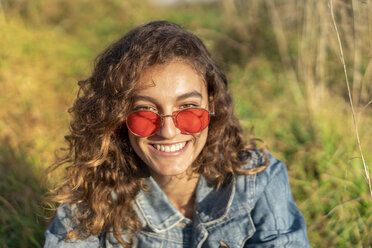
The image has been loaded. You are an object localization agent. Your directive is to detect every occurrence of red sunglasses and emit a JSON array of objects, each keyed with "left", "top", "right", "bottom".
[{"left": 125, "top": 107, "right": 214, "bottom": 137}]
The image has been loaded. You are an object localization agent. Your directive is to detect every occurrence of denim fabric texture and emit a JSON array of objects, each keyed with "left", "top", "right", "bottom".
[{"left": 44, "top": 151, "right": 310, "bottom": 247}]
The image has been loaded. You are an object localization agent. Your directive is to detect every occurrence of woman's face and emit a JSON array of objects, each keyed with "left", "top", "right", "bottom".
[{"left": 128, "top": 60, "right": 209, "bottom": 179}]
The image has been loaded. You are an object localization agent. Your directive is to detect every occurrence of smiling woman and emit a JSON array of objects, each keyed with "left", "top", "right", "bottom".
[{"left": 44, "top": 21, "right": 310, "bottom": 247}]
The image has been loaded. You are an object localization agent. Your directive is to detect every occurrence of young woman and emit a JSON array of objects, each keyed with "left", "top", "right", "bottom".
[{"left": 45, "top": 21, "right": 310, "bottom": 247}]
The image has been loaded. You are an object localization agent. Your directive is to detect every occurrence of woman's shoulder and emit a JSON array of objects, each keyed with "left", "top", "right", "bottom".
[
  {"left": 236, "top": 150, "right": 291, "bottom": 201},
  {"left": 236, "top": 151, "right": 310, "bottom": 247},
  {"left": 44, "top": 204, "right": 102, "bottom": 247}
]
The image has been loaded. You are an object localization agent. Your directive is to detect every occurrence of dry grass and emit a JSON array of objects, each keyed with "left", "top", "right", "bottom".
[
  {"left": 221, "top": 0, "right": 372, "bottom": 246},
  {"left": 329, "top": 0, "right": 371, "bottom": 197}
]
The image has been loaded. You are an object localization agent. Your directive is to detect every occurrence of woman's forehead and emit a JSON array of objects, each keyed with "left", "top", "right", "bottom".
[{"left": 133, "top": 61, "right": 208, "bottom": 100}]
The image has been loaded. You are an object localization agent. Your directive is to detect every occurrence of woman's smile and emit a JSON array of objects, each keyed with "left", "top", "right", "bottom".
[
  {"left": 150, "top": 141, "right": 188, "bottom": 153},
  {"left": 146, "top": 141, "right": 191, "bottom": 159}
]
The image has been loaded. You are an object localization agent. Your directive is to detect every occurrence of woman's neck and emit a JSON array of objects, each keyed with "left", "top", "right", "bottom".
[{"left": 151, "top": 171, "right": 200, "bottom": 219}]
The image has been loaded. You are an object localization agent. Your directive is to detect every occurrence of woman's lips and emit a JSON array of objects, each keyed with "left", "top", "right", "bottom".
[
  {"left": 153, "top": 142, "right": 187, "bottom": 152},
  {"left": 148, "top": 141, "right": 190, "bottom": 156}
]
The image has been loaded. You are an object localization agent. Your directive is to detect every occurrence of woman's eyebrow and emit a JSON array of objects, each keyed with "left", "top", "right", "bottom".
[{"left": 176, "top": 91, "right": 203, "bottom": 101}]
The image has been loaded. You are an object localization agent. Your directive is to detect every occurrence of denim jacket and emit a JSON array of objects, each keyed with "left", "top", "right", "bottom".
[{"left": 45, "top": 151, "right": 310, "bottom": 247}]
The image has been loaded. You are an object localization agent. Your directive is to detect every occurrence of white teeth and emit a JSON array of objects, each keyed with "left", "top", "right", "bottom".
[{"left": 153, "top": 142, "right": 187, "bottom": 152}]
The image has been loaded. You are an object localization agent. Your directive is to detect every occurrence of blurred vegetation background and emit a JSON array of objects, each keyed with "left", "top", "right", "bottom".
[{"left": 1, "top": 0, "right": 371, "bottom": 247}]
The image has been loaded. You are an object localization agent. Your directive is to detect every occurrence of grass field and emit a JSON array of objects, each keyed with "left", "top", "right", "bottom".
[{"left": 1, "top": 0, "right": 371, "bottom": 247}]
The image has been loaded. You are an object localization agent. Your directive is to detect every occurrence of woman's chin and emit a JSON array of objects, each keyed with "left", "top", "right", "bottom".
[{"left": 149, "top": 163, "right": 191, "bottom": 178}]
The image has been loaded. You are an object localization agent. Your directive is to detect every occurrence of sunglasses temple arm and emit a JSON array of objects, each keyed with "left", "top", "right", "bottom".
[{"left": 209, "top": 104, "right": 215, "bottom": 115}]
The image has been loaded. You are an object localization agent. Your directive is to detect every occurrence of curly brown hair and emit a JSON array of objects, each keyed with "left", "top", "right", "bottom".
[{"left": 47, "top": 20, "right": 268, "bottom": 247}]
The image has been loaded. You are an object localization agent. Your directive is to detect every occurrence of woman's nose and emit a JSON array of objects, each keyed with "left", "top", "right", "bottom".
[{"left": 156, "top": 115, "right": 179, "bottom": 138}]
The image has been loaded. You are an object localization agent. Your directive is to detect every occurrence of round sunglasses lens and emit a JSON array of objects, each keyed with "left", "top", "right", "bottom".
[
  {"left": 126, "top": 111, "right": 161, "bottom": 136},
  {"left": 177, "top": 108, "right": 210, "bottom": 133}
]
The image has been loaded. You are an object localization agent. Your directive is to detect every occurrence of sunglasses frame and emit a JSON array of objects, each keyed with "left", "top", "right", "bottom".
[{"left": 126, "top": 107, "right": 215, "bottom": 137}]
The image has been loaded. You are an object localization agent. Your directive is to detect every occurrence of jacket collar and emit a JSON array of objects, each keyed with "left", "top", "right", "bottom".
[
  {"left": 135, "top": 173, "right": 235, "bottom": 232},
  {"left": 135, "top": 176, "right": 184, "bottom": 233}
]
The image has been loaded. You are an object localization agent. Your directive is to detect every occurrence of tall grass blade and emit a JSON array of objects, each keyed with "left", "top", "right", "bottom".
[{"left": 329, "top": 0, "right": 372, "bottom": 197}]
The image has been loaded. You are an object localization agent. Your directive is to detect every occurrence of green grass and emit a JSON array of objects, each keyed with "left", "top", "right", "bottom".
[
  {"left": 1, "top": 0, "right": 371, "bottom": 247},
  {"left": 0, "top": 143, "right": 47, "bottom": 248}
]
